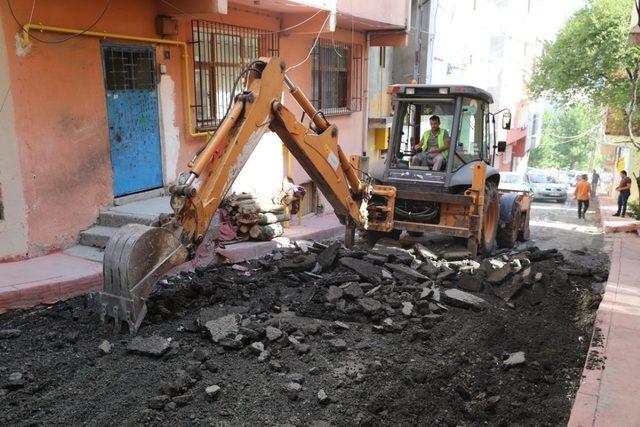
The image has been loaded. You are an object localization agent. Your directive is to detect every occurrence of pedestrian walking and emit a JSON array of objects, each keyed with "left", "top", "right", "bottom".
[
  {"left": 613, "top": 170, "right": 632, "bottom": 217},
  {"left": 591, "top": 169, "right": 600, "bottom": 198},
  {"left": 575, "top": 174, "right": 591, "bottom": 220}
]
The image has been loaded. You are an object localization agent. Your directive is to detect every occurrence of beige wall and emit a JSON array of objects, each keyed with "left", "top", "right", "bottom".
[{"left": 0, "top": 8, "right": 28, "bottom": 260}]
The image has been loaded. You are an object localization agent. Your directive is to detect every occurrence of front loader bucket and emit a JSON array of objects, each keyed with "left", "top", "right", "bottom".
[{"left": 100, "top": 224, "right": 187, "bottom": 334}]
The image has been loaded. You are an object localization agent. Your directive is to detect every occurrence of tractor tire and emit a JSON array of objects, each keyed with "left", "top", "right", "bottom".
[
  {"left": 479, "top": 183, "right": 500, "bottom": 256},
  {"left": 365, "top": 229, "right": 402, "bottom": 246},
  {"left": 518, "top": 208, "right": 531, "bottom": 242},
  {"left": 497, "top": 204, "right": 521, "bottom": 249}
]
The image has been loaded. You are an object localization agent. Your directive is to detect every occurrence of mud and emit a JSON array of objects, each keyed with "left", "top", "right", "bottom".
[{"left": 0, "top": 236, "right": 607, "bottom": 426}]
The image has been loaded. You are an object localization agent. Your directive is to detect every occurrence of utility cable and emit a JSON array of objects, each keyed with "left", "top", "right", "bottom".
[
  {"left": 286, "top": 11, "right": 332, "bottom": 73},
  {"left": 546, "top": 125, "right": 600, "bottom": 141},
  {"left": 161, "top": 0, "right": 324, "bottom": 36},
  {"left": 7, "top": 0, "right": 111, "bottom": 45},
  {"left": 0, "top": 84, "right": 11, "bottom": 115}
]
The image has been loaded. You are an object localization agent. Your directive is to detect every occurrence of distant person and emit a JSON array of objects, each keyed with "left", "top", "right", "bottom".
[
  {"left": 591, "top": 169, "right": 600, "bottom": 197},
  {"left": 613, "top": 170, "right": 632, "bottom": 217},
  {"left": 411, "top": 115, "right": 450, "bottom": 170},
  {"left": 575, "top": 174, "right": 591, "bottom": 220}
]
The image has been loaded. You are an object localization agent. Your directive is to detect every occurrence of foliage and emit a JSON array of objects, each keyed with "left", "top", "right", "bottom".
[
  {"left": 530, "top": 0, "right": 639, "bottom": 109},
  {"left": 528, "top": 103, "right": 599, "bottom": 170},
  {"left": 627, "top": 200, "right": 640, "bottom": 219}
]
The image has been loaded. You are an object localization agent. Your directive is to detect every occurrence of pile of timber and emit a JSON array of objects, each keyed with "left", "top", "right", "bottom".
[{"left": 225, "top": 193, "right": 291, "bottom": 241}]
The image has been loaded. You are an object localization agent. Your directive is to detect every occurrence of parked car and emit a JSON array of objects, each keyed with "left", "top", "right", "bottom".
[
  {"left": 499, "top": 172, "right": 532, "bottom": 194},
  {"left": 528, "top": 173, "right": 567, "bottom": 202}
]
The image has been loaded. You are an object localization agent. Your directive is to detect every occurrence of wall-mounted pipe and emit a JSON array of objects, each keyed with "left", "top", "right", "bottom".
[{"left": 20, "top": 23, "right": 210, "bottom": 139}]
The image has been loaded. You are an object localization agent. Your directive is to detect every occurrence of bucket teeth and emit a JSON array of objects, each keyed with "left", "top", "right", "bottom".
[{"left": 100, "top": 224, "right": 182, "bottom": 334}]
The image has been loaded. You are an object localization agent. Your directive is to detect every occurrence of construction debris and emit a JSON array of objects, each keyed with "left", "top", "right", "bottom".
[
  {"left": 126, "top": 335, "right": 171, "bottom": 357},
  {"left": 0, "top": 235, "right": 608, "bottom": 426}
]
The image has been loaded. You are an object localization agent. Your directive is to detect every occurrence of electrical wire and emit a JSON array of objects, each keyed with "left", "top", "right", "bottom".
[
  {"left": 286, "top": 11, "right": 332, "bottom": 73},
  {"left": 27, "top": 0, "right": 35, "bottom": 26},
  {"left": 161, "top": 0, "right": 324, "bottom": 36},
  {"left": 7, "top": 0, "right": 110, "bottom": 45},
  {"left": 546, "top": 125, "right": 600, "bottom": 141},
  {"left": 0, "top": 84, "right": 11, "bottom": 115},
  {"left": 266, "top": 9, "right": 324, "bottom": 35},
  {"left": 193, "top": 61, "right": 264, "bottom": 157}
]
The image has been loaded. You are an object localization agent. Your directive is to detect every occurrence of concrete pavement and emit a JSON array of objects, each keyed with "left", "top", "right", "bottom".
[
  {"left": 569, "top": 199, "right": 640, "bottom": 426},
  {"left": 0, "top": 253, "right": 102, "bottom": 313},
  {"left": 0, "top": 213, "right": 343, "bottom": 313},
  {"left": 598, "top": 196, "right": 640, "bottom": 234}
]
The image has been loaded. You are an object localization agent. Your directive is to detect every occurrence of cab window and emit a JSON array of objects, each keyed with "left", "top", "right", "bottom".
[
  {"left": 392, "top": 99, "right": 455, "bottom": 170},
  {"left": 453, "top": 98, "right": 488, "bottom": 170}
]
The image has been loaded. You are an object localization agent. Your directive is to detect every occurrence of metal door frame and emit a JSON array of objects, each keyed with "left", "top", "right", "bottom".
[{"left": 100, "top": 43, "right": 165, "bottom": 197}]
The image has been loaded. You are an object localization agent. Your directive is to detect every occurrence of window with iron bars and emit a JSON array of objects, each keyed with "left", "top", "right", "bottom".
[
  {"left": 191, "top": 20, "right": 279, "bottom": 131},
  {"left": 311, "top": 39, "right": 362, "bottom": 115}
]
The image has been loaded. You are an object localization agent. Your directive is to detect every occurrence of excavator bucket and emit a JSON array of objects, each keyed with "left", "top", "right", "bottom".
[{"left": 100, "top": 224, "right": 188, "bottom": 333}]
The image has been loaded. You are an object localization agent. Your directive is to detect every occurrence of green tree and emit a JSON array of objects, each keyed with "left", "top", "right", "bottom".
[
  {"left": 529, "top": 0, "right": 640, "bottom": 148},
  {"left": 529, "top": 103, "right": 599, "bottom": 170}
]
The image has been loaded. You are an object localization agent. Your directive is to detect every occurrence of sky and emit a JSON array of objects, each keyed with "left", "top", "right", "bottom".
[{"left": 538, "top": 0, "right": 586, "bottom": 41}]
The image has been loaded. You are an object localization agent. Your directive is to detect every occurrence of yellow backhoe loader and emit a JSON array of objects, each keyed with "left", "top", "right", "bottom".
[{"left": 101, "top": 57, "right": 531, "bottom": 333}]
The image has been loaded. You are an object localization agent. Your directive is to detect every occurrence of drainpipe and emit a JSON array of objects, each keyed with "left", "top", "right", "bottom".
[
  {"left": 361, "top": 32, "right": 371, "bottom": 155},
  {"left": 20, "top": 24, "right": 211, "bottom": 139}
]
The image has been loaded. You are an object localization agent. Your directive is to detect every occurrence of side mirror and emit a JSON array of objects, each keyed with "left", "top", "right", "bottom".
[
  {"left": 497, "top": 140, "right": 507, "bottom": 153},
  {"left": 501, "top": 111, "right": 512, "bottom": 130}
]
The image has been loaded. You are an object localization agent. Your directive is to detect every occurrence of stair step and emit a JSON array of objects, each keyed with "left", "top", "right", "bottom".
[
  {"left": 98, "top": 211, "right": 158, "bottom": 228},
  {"left": 79, "top": 226, "right": 118, "bottom": 249},
  {"left": 64, "top": 245, "right": 105, "bottom": 263}
]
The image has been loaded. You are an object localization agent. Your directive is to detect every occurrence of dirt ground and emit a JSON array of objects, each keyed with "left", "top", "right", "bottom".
[{"left": 0, "top": 201, "right": 609, "bottom": 426}]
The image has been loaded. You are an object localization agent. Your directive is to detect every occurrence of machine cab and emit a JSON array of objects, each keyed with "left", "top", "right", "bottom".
[{"left": 384, "top": 85, "right": 494, "bottom": 188}]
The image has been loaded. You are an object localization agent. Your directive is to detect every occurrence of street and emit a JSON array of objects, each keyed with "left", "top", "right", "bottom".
[
  {"left": 0, "top": 201, "right": 608, "bottom": 426},
  {"left": 529, "top": 200, "right": 611, "bottom": 266}
]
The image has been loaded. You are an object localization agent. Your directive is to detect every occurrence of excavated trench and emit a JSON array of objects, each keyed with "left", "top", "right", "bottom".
[{"left": 0, "top": 232, "right": 608, "bottom": 426}]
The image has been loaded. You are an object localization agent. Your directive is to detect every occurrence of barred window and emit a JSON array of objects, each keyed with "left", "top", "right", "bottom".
[
  {"left": 311, "top": 39, "right": 362, "bottom": 115},
  {"left": 191, "top": 20, "right": 279, "bottom": 131}
]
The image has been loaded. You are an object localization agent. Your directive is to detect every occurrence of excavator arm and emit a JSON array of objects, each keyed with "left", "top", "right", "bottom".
[{"left": 101, "top": 58, "right": 395, "bottom": 333}]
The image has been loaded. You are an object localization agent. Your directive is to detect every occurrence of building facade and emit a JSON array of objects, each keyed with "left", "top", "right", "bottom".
[
  {"left": 0, "top": 0, "right": 409, "bottom": 260},
  {"left": 402, "top": 0, "right": 546, "bottom": 172}
]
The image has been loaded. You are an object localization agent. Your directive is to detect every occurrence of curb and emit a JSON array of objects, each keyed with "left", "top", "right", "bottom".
[
  {"left": 0, "top": 253, "right": 103, "bottom": 314},
  {"left": 1, "top": 215, "right": 344, "bottom": 314},
  {"left": 568, "top": 196, "right": 639, "bottom": 425}
]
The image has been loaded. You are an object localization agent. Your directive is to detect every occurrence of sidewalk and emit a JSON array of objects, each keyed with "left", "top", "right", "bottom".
[
  {"left": 569, "top": 199, "right": 640, "bottom": 426},
  {"left": 0, "top": 253, "right": 102, "bottom": 313},
  {"left": 598, "top": 196, "right": 640, "bottom": 234},
  {"left": 0, "top": 213, "right": 343, "bottom": 313}
]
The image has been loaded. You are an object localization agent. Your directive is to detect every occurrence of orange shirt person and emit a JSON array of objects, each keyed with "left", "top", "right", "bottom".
[{"left": 574, "top": 174, "right": 591, "bottom": 220}]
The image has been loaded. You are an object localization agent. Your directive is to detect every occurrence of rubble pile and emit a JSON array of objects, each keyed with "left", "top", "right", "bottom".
[
  {"left": 223, "top": 193, "right": 291, "bottom": 241},
  {"left": 0, "top": 237, "right": 607, "bottom": 426}
]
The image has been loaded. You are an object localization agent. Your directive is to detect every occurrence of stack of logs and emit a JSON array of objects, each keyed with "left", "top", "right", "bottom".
[{"left": 225, "top": 193, "right": 291, "bottom": 241}]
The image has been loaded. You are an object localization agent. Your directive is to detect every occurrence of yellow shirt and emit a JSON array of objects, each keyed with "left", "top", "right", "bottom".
[{"left": 575, "top": 181, "right": 591, "bottom": 201}]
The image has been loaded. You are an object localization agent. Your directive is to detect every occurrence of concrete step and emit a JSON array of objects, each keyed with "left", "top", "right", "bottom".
[
  {"left": 79, "top": 225, "right": 118, "bottom": 249},
  {"left": 64, "top": 245, "right": 104, "bottom": 263},
  {"left": 98, "top": 210, "right": 157, "bottom": 228}
]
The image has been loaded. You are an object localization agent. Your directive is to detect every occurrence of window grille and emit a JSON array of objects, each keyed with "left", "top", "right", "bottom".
[
  {"left": 191, "top": 20, "right": 279, "bottom": 131},
  {"left": 311, "top": 39, "right": 362, "bottom": 115},
  {"left": 103, "top": 46, "right": 156, "bottom": 92}
]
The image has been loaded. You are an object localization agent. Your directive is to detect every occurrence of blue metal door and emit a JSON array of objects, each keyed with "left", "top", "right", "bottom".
[{"left": 102, "top": 45, "right": 163, "bottom": 197}]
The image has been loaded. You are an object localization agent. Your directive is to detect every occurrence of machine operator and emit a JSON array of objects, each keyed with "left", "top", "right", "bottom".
[{"left": 411, "top": 115, "right": 450, "bottom": 170}]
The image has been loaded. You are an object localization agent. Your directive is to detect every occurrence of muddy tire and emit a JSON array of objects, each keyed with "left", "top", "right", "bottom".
[
  {"left": 479, "top": 184, "right": 500, "bottom": 256},
  {"left": 497, "top": 205, "right": 521, "bottom": 249},
  {"left": 365, "top": 229, "right": 402, "bottom": 245}
]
